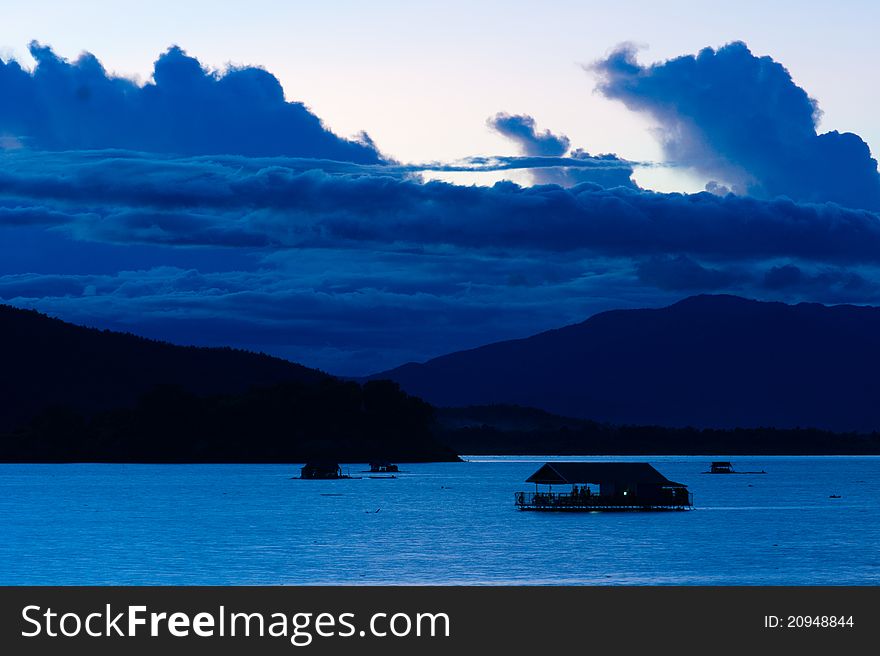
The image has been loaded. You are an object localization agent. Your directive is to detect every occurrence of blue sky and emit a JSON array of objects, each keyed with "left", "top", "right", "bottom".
[{"left": 1, "top": 1, "right": 880, "bottom": 374}]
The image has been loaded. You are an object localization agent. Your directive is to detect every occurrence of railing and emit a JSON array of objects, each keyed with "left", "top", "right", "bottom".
[{"left": 515, "top": 490, "right": 693, "bottom": 509}]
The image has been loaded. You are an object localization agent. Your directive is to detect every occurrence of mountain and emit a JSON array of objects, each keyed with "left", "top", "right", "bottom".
[
  {"left": 0, "top": 305, "right": 459, "bottom": 462},
  {"left": 0, "top": 304, "right": 327, "bottom": 432},
  {"left": 2, "top": 379, "right": 459, "bottom": 463},
  {"left": 375, "top": 295, "right": 880, "bottom": 432}
]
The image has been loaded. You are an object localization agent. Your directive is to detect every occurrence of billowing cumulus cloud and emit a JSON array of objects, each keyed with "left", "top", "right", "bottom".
[
  {"left": 592, "top": 41, "right": 880, "bottom": 210},
  {"left": 0, "top": 43, "right": 382, "bottom": 162}
]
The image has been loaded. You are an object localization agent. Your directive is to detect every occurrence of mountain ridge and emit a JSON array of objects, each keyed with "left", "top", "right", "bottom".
[
  {"left": 0, "top": 304, "right": 329, "bottom": 431},
  {"left": 374, "top": 294, "right": 880, "bottom": 432}
]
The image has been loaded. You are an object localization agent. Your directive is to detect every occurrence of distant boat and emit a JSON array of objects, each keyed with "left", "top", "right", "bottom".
[
  {"left": 515, "top": 462, "right": 693, "bottom": 512},
  {"left": 298, "top": 462, "right": 356, "bottom": 479},
  {"left": 703, "top": 461, "right": 766, "bottom": 474}
]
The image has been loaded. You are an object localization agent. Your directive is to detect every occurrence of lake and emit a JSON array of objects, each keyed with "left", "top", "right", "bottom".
[{"left": 1, "top": 456, "right": 878, "bottom": 585}]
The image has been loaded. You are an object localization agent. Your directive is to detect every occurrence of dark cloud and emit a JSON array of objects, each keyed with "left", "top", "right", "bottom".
[
  {"left": 0, "top": 43, "right": 382, "bottom": 163},
  {"left": 4, "top": 150, "right": 880, "bottom": 263},
  {"left": 763, "top": 264, "right": 807, "bottom": 289},
  {"left": 4, "top": 146, "right": 880, "bottom": 373},
  {"left": 763, "top": 263, "right": 874, "bottom": 297},
  {"left": 0, "top": 255, "right": 622, "bottom": 375},
  {"left": 636, "top": 255, "right": 744, "bottom": 291},
  {"left": 592, "top": 41, "right": 880, "bottom": 210}
]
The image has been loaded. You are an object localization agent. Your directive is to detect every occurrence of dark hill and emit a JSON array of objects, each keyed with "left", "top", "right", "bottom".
[
  {"left": 1, "top": 379, "right": 459, "bottom": 463},
  {"left": 0, "top": 304, "right": 327, "bottom": 431},
  {"left": 376, "top": 295, "right": 880, "bottom": 432},
  {"left": 434, "top": 405, "right": 880, "bottom": 454}
]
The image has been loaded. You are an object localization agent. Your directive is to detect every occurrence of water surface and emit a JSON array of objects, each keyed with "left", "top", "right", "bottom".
[{"left": 1, "top": 456, "right": 878, "bottom": 585}]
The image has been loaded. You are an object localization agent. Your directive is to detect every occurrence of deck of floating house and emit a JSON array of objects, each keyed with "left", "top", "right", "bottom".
[{"left": 516, "top": 462, "right": 693, "bottom": 511}]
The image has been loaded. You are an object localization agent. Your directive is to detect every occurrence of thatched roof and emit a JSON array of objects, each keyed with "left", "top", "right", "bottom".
[{"left": 525, "top": 462, "right": 685, "bottom": 487}]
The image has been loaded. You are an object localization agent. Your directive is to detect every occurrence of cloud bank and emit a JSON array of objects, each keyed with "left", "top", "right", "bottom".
[
  {"left": 4, "top": 147, "right": 880, "bottom": 373},
  {"left": 1, "top": 41, "right": 880, "bottom": 374},
  {"left": 4, "top": 150, "right": 880, "bottom": 261},
  {"left": 592, "top": 41, "right": 880, "bottom": 210},
  {"left": 0, "top": 42, "right": 382, "bottom": 162}
]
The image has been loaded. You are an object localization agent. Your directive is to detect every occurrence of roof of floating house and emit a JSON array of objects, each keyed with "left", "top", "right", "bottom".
[
  {"left": 302, "top": 461, "right": 340, "bottom": 471},
  {"left": 525, "top": 462, "right": 686, "bottom": 487}
]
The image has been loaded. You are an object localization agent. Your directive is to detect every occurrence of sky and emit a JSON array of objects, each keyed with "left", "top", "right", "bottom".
[
  {"left": 3, "top": 1, "right": 880, "bottom": 180},
  {"left": 1, "top": 1, "right": 880, "bottom": 374}
]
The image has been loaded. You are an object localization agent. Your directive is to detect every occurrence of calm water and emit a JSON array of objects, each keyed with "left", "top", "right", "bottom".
[{"left": 1, "top": 456, "right": 878, "bottom": 585}]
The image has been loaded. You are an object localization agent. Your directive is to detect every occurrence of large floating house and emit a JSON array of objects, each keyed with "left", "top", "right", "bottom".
[{"left": 516, "top": 462, "right": 692, "bottom": 511}]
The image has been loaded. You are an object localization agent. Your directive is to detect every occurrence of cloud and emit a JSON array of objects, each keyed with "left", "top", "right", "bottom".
[
  {"left": 488, "top": 112, "right": 570, "bottom": 156},
  {"left": 487, "top": 112, "right": 637, "bottom": 188},
  {"left": 4, "top": 149, "right": 880, "bottom": 263},
  {"left": 4, "top": 146, "right": 880, "bottom": 373},
  {"left": 0, "top": 256, "right": 622, "bottom": 375},
  {"left": 415, "top": 153, "right": 644, "bottom": 175},
  {"left": 4, "top": 41, "right": 880, "bottom": 375},
  {"left": 762, "top": 263, "right": 874, "bottom": 297},
  {"left": 636, "top": 255, "right": 744, "bottom": 291},
  {"left": 562, "top": 149, "right": 638, "bottom": 189},
  {"left": 592, "top": 41, "right": 880, "bottom": 210},
  {"left": 0, "top": 43, "right": 382, "bottom": 163}
]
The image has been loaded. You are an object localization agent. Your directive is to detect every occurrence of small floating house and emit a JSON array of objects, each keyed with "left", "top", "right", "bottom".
[
  {"left": 369, "top": 461, "right": 399, "bottom": 473},
  {"left": 300, "top": 462, "right": 348, "bottom": 479},
  {"left": 702, "top": 461, "right": 766, "bottom": 474},
  {"left": 516, "top": 462, "right": 692, "bottom": 511}
]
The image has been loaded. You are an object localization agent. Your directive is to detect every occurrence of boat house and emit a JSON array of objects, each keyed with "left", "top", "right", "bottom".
[
  {"left": 703, "top": 461, "right": 766, "bottom": 475},
  {"left": 300, "top": 462, "right": 346, "bottom": 479},
  {"left": 516, "top": 462, "right": 692, "bottom": 511}
]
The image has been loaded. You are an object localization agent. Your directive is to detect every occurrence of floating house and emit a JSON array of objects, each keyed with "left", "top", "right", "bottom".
[
  {"left": 300, "top": 462, "right": 348, "bottom": 479},
  {"left": 515, "top": 462, "right": 692, "bottom": 511},
  {"left": 369, "top": 461, "right": 399, "bottom": 473},
  {"left": 702, "top": 461, "right": 766, "bottom": 474}
]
